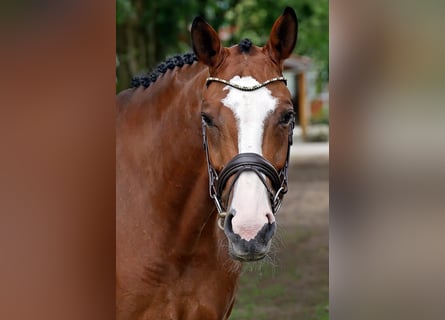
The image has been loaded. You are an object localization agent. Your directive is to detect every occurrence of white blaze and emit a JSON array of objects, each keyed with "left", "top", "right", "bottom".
[{"left": 221, "top": 76, "right": 278, "bottom": 240}]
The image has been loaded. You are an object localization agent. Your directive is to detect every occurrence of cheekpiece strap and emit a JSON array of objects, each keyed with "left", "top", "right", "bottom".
[{"left": 206, "top": 76, "right": 287, "bottom": 91}]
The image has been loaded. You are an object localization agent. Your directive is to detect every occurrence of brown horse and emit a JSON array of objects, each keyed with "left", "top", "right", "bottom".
[{"left": 117, "top": 7, "right": 298, "bottom": 320}]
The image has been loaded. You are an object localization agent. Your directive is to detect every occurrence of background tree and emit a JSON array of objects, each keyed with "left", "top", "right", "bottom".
[{"left": 116, "top": 0, "right": 328, "bottom": 92}]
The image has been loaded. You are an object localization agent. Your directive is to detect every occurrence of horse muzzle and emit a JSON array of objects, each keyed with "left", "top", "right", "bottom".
[
  {"left": 223, "top": 210, "right": 276, "bottom": 261},
  {"left": 209, "top": 152, "right": 282, "bottom": 261}
]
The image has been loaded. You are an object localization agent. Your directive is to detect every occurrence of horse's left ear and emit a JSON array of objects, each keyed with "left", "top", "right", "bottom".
[
  {"left": 264, "top": 7, "right": 298, "bottom": 66},
  {"left": 191, "top": 17, "right": 225, "bottom": 69}
]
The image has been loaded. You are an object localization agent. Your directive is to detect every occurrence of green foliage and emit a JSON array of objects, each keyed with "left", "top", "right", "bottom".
[
  {"left": 116, "top": 0, "right": 328, "bottom": 91},
  {"left": 224, "top": 0, "right": 328, "bottom": 83},
  {"left": 116, "top": 0, "right": 134, "bottom": 25}
]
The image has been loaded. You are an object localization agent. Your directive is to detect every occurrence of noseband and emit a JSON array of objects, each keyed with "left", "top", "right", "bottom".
[{"left": 202, "top": 76, "right": 294, "bottom": 229}]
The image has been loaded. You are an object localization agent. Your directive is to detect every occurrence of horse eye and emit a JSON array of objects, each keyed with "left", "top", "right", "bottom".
[
  {"left": 201, "top": 112, "right": 214, "bottom": 127},
  {"left": 280, "top": 111, "right": 295, "bottom": 125}
]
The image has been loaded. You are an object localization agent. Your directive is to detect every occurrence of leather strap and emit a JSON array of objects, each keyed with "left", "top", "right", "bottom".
[
  {"left": 216, "top": 153, "right": 281, "bottom": 196},
  {"left": 206, "top": 76, "right": 287, "bottom": 92}
]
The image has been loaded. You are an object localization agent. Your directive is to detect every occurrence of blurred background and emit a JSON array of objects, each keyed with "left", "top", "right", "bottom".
[{"left": 116, "top": 1, "right": 329, "bottom": 319}]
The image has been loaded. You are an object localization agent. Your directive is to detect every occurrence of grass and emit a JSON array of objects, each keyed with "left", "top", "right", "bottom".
[
  {"left": 314, "top": 302, "right": 329, "bottom": 320},
  {"left": 229, "top": 242, "right": 328, "bottom": 319}
]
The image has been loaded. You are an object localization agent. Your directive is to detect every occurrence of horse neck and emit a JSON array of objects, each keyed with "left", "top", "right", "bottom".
[{"left": 117, "top": 63, "right": 223, "bottom": 260}]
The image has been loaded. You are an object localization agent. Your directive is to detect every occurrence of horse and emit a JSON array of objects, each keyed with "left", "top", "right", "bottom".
[{"left": 116, "top": 7, "right": 298, "bottom": 319}]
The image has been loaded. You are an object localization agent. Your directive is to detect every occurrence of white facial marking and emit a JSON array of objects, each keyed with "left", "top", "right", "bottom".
[
  {"left": 221, "top": 76, "right": 277, "bottom": 154},
  {"left": 221, "top": 76, "right": 278, "bottom": 240}
]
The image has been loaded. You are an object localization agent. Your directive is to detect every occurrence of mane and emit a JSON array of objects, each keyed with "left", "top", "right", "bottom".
[
  {"left": 238, "top": 38, "right": 252, "bottom": 53},
  {"left": 131, "top": 38, "right": 252, "bottom": 89},
  {"left": 131, "top": 52, "right": 198, "bottom": 89}
]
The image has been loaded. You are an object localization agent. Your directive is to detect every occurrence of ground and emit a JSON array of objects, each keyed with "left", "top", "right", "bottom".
[{"left": 230, "top": 150, "right": 329, "bottom": 320}]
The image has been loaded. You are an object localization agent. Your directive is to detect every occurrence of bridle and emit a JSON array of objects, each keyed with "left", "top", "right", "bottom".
[
  {"left": 206, "top": 76, "right": 287, "bottom": 91},
  {"left": 202, "top": 76, "right": 295, "bottom": 229}
]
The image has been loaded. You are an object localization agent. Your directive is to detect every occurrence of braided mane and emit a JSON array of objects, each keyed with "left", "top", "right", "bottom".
[
  {"left": 131, "top": 38, "right": 253, "bottom": 89},
  {"left": 238, "top": 38, "right": 252, "bottom": 53},
  {"left": 131, "top": 53, "right": 198, "bottom": 89}
]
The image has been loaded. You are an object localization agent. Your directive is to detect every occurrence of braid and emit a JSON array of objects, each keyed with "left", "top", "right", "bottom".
[{"left": 131, "top": 53, "right": 198, "bottom": 89}]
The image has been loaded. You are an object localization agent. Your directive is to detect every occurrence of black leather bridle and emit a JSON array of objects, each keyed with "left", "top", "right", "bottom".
[{"left": 202, "top": 76, "right": 295, "bottom": 229}]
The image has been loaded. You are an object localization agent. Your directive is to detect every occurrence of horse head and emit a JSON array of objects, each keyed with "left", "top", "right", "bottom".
[{"left": 191, "top": 7, "right": 298, "bottom": 261}]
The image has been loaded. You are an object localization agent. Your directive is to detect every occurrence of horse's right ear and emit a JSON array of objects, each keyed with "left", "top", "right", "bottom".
[{"left": 191, "top": 17, "right": 225, "bottom": 69}]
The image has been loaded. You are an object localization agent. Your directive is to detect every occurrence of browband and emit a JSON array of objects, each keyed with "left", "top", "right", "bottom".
[{"left": 206, "top": 76, "right": 287, "bottom": 92}]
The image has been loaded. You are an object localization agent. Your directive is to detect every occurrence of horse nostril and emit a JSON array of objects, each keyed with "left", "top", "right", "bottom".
[
  {"left": 223, "top": 210, "right": 236, "bottom": 234},
  {"left": 266, "top": 212, "right": 275, "bottom": 224}
]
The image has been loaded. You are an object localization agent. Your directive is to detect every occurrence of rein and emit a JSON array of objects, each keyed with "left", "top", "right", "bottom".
[{"left": 202, "top": 76, "right": 294, "bottom": 229}]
